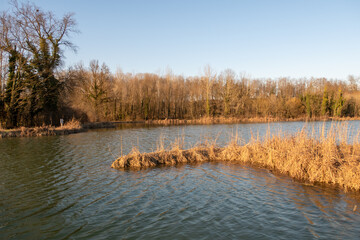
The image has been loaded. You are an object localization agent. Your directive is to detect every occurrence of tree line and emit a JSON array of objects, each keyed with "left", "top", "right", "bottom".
[
  {"left": 1, "top": 1, "right": 359, "bottom": 128},
  {"left": 61, "top": 64, "right": 359, "bottom": 123}
]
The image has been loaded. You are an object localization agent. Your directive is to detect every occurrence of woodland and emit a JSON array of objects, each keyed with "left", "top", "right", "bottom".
[{"left": 0, "top": 1, "right": 359, "bottom": 128}]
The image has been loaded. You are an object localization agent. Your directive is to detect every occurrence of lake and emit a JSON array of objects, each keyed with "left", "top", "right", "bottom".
[{"left": 1, "top": 121, "right": 360, "bottom": 239}]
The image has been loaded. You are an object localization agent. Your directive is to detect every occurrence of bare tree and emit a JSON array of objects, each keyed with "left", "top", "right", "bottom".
[{"left": 202, "top": 65, "right": 216, "bottom": 117}]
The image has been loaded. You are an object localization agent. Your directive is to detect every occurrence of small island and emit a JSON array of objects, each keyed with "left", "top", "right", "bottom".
[{"left": 112, "top": 126, "right": 360, "bottom": 192}]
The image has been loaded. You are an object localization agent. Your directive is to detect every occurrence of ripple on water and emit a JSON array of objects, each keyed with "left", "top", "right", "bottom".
[{"left": 2, "top": 122, "right": 360, "bottom": 239}]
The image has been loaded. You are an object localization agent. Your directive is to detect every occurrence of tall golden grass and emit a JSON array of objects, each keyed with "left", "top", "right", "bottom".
[
  {"left": 57, "top": 118, "right": 82, "bottom": 130},
  {"left": 145, "top": 116, "right": 360, "bottom": 126},
  {"left": 112, "top": 123, "right": 360, "bottom": 192},
  {"left": 145, "top": 116, "right": 285, "bottom": 125},
  {"left": 0, "top": 118, "right": 83, "bottom": 138}
]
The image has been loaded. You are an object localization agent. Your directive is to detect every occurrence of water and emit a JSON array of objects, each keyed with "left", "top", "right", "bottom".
[{"left": 1, "top": 121, "right": 360, "bottom": 239}]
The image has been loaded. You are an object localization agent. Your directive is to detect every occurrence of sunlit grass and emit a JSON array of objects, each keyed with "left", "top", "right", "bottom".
[
  {"left": 0, "top": 118, "right": 83, "bottom": 137},
  {"left": 145, "top": 116, "right": 360, "bottom": 126},
  {"left": 112, "top": 122, "right": 360, "bottom": 192}
]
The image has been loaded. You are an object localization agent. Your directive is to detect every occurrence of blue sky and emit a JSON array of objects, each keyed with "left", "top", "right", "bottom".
[{"left": 1, "top": 0, "right": 360, "bottom": 79}]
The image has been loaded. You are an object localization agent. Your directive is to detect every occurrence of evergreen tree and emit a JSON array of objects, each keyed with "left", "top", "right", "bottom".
[
  {"left": 0, "top": 1, "right": 77, "bottom": 127},
  {"left": 305, "top": 93, "right": 312, "bottom": 118},
  {"left": 3, "top": 49, "right": 20, "bottom": 127},
  {"left": 334, "top": 90, "right": 344, "bottom": 117},
  {"left": 321, "top": 88, "right": 329, "bottom": 116}
]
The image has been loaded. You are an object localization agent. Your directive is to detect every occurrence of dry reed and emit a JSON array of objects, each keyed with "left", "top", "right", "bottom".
[
  {"left": 57, "top": 118, "right": 82, "bottom": 130},
  {"left": 145, "top": 116, "right": 359, "bottom": 126},
  {"left": 112, "top": 124, "right": 360, "bottom": 192},
  {"left": 0, "top": 119, "right": 84, "bottom": 138}
]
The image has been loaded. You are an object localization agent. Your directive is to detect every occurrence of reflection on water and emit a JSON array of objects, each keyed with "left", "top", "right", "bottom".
[{"left": 1, "top": 121, "right": 360, "bottom": 239}]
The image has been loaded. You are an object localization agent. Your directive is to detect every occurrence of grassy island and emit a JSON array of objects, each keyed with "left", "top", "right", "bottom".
[{"left": 112, "top": 126, "right": 360, "bottom": 192}]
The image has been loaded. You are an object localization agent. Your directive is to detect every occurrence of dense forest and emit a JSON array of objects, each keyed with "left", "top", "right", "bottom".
[
  {"left": 61, "top": 65, "right": 359, "bottom": 123},
  {"left": 0, "top": 1, "right": 360, "bottom": 128}
]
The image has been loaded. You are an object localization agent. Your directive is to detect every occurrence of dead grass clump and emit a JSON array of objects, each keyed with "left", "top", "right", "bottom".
[
  {"left": 57, "top": 118, "right": 82, "bottom": 130},
  {"left": 111, "top": 145, "right": 221, "bottom": 169},
  {"left": 0, "top": 119, "right": 83, "bottom": 138},
  {"left": 112, "top": 126, "right": 360, "bottom": 192}
]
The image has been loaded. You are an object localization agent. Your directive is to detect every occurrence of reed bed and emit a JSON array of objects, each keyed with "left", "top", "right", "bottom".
[
  {"left": 112, "top": 124, "right": 360, "bottom": 192},
  {"left": 0, "top": 119, "right": 118, "bottom": 138},
  {"left": 146, "top": 116, "right": 287, "bottom": 125},
  {"left": 145, "top": 116, "right": 360, "bottom": 126},
  {"left": 0, "top": 119, "right": 83, "bottom": 138}
]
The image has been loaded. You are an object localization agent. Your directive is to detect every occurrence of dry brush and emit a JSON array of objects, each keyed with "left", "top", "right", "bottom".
[{"left": 112, "top": 126, "right": 360, "bottom": 192}]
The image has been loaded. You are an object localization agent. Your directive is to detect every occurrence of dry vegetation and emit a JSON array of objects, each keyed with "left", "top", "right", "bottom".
[
  {"left": 112, "top": 124, "right": 360, "bottom": 192},
  {"left": 0, "top": 118, "right": 83, "bottom": 138},
  {"left": 58, "top": 118, "right": 82, "bottom": 130},
  {"left": 61, "top": 66, "right": 360, "bottom": 125},
  {"left": 1, "top": 2, "right": 360, "bottom": 129},
  {"left": 145, "top": 116, "right": 360, "bottom": 126}
]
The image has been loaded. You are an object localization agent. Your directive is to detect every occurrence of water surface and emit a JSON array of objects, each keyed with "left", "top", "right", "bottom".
[{"left": 1, "top": 121, "right": 360, "bottom": 239}]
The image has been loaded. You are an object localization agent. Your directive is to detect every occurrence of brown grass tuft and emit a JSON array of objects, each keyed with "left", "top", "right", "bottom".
[
  {"left": 0, "top": 118, "right": 84, "bottom": 138},
  {"left": 57, "top": 118, "right": 82, "bottom": 130},
  {"left": 112, "top": 125, "right": 360, "bottom": 192}
]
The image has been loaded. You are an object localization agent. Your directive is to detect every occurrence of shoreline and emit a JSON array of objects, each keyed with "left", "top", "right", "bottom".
[
  {"left": 1, "top": 116, "right": 360, "bottom": 138},
  {"left": 144, "top": 116, "right": 360, "bottom": 125},
  {"left": 0, "top": 126, "right": 85, "bottom": 138},
  {"left": 0, "top": 121, "right": 117, "bottom": 138}
]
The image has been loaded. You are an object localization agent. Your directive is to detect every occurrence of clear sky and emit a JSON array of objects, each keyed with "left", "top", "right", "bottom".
[{"left": 1, "top": 0, "right": 360, "bottom": 79}]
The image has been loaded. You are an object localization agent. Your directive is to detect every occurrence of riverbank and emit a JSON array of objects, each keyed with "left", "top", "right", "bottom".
[
  {"left": 112, "top": 126, "right": 360, "bottom": 192},
  {"left": 145, "top": 116, "right": 360, "bottom": 125},
  {"left": 2, "top": 116, "right": 360, "bottom": 138},
  {"left": 0, "top": 120, "right": 116, "bottom": 138}
]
